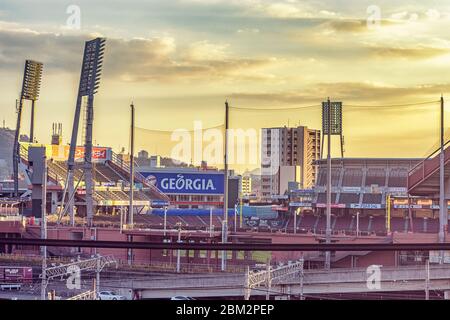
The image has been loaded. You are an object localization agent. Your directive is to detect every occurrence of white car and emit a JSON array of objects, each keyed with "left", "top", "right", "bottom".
[
  {"left": 98, "top": 291, "right": 126, "bottom": 300},
  {"left": 170, "top": 296, "right": 195, "bottom": 300}
]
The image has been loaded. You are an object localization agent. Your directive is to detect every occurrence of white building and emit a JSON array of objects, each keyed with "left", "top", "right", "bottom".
[
  {"left": 261, "top": 126, "right": 320, "bottom": 198},
  {"left": 239, "top": 175, "right": 252, "bottom": 196}
]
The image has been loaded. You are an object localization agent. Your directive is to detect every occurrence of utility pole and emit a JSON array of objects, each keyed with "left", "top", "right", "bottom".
[
  {"left": 222, "top": 100, "right": 229, "bottom": 271},
  {"left": 30, "top": 100, "right": 36, "bottom": 143},
  {"left": 325, "top": 97, "right": 332, "bottom": 270},
  {"left": 221, "top": 220, "right": 227, "bottom": 272},
  {"left": 234, "top": 204, "right": 237, "bottom": 233},
  {"left": 244, "top": 266, "right": 251, "bottom": 300},
  {"left": 240, "top": 197, "right": 243, "bottom": 228},
  {"left": 265, "top": 261, "right": 271, "bottom": 301},
  {"left": 120, "top": 206, "right": 124, "bottom": 233},
  {"left": 129, "top": 102, "right": 135, "bottom": 227},
  {"left": 386, "top": 194, "right": 391, "bottom": 233},
  {"left": 293, "top": 208, "right": 297, "bottom": 234},
  {"left": 41, "top": 155, "right": 47, "bottom": 300},
  {"left": 209, "top": 207, "right": 213, "bottom": 237},
  {"left": 439, "top": 95, "right": 446, "bottom": 264},
  {"left": 163, "top": 205, "right": 168, "bottom": 236},
  {"left": 96, "top": 257, "right": 101, "bottom": 297},
  {"left": 177, "top": 227, "right": 182, "bottom": 273},
  {"left": 356, "top": 211, "right": 360, "bottom": 237},
  {"left": 425, "top": 259, "right": 430, "bottom": 300},
  {"left": 299, "top": 257, "right": 305, "bottom": 300}
]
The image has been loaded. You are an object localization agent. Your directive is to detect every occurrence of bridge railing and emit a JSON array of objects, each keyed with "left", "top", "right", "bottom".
[
  {"left": 408, "top": 139, "right": 450, "bottom": 189},
  {"left": 67, "top": 290, "right": 97, "bottom": 300}
]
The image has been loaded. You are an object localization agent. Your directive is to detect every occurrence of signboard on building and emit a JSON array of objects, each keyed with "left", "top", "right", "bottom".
[
  {"left": 289, "top": 202, "right": 313, "bottom": 207},
  {"left": 316, "top": 203, "right": 346, "bottom": 208},
  {"left": 271, "top": 195, "right": 289, "bottom": 200},
  {"left": 54, "top": 145, "right": 111, "bottom": 162},
  {"left": 388, "top": 187, "right": 407, "bottom": 193},
  {"left": 429, "top": 251, "right": 450, "bottom": 264},
  {"left": 140, "top": 172, "right": 224, "bottom": 195},
  {"left": 74, "top": 146, "right": 110, "bottom": 161},
  {"left": 341, "top": 187, "right": 361, "bottom": 193},
  {"left": 20, "top": 143, "right": 111, "bottom": 163},
  {"left": 151, "top": 200, "right": 170, "bottom": 207},
  {"left": 350, "top": 203, "right": 383, "bottom": 209}
]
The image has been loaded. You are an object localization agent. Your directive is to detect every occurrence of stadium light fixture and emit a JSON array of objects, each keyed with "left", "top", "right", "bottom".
[
  {"left": 322, "top": 101, "right": 342, "bottom": 135},
  {"left": 13, "top": 60, "right": 44, "bottom": 197},
  {"left": 78, "top": 38, "right": 106, "bottom": 97},
  {"left": 21, "top": 60, "right": 43, "bottom": 101},
  {"left": 64, "top": 37, "right": 106, "bottom": 227},
  {"left": 321, "top": 99, "right": 344, "bottom": 271}
]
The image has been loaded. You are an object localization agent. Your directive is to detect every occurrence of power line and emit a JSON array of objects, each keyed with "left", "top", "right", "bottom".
[
  {"left": 229, "top": 100, "right": 440, "bottom": 111},
  {"left": 229, "top": 104, "right": 320, "bottom": 111},
  {"left": 135, "top": 124, "right": 224, "bottom": 134},
  {"left": 345, "top": 100, "right": 440, "bottom": 108}
]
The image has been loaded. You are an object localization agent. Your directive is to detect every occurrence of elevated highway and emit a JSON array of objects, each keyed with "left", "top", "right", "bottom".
[{"left": 108, "top": 265, "right": 450, "bottom": 299}]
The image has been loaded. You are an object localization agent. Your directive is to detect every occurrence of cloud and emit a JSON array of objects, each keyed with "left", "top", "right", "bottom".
[
  {"left": 320, "top": 19, "right": 400, "bottom": 34},
  {"left": 237, "top": 28, "right": 260, "bottom": 34},
  {"left": 0, "top": 27, "right": 85, "bottom": 72},
  {"left": 182, "top": 40, "right": 229, "bottom": 61},
  {"left": 0, "top": 24, "right": 277, "bottom": 83},
  {"left": 230, "top": 82, "right": 450, "bottom": 105},
  {"left": 263, "top": 3, "right": 308, "bottom": 18},
  {"left": 368, "top": 46, "right": 450, "bottom": 60}
]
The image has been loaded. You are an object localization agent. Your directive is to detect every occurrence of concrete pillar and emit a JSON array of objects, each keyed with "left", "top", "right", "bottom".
[
  {"left": 444, "top": 291, "right": 450, "bottom": 300},
  {"left": 51, "top": 191, "right": 58, "bottom": 214}
]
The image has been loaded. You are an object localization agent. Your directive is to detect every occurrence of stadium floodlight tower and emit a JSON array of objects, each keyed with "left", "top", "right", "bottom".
[
  {"left": 13, "top": 60, "right": 43, "bottom": 197},
  {"left": 321, "top": 99, "right": 343, "bottom": 270},
  {"left": 65, "top": 37, "right": 105, "bottom": 227}
]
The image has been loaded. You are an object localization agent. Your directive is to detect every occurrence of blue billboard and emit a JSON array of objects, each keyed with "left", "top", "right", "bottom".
[{"left": 140, "top": 171, "right": 224, "bottom": 195}]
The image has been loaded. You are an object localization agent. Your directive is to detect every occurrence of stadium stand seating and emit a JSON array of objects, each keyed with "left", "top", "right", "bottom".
[
  {"left": 94, "top": 163, "right": 124, "bottom": 182},
  {"left": 342, "top": 168, "right": 363, "bottom": 187},
  {"left": 315, "top": 168, "right": 341, "bottom": 186},
  {"left": 362, "top": 193, "right": 382, "bottom": 204},
  {"left": 365, "top": 168, "right": 386, "bottom": 186},
  {"left": 339, "top": 193, "right": 360, "bottom": 205},
  {"left": 317, "top": 193, "right": 337, "bottom": 203},
  {"left": 388, "top": 168, "right": 408, "bottom": 187}
]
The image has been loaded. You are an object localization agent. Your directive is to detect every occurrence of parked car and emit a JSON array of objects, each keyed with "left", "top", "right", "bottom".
[
  {"left": 98, "top": 291, "right": 126, "bottom": 300},
  {"left": 170, "top": 296, "right": 195, "bottom": 300}
]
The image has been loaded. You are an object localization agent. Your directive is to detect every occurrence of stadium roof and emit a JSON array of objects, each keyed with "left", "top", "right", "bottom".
[{"left": 314, "top": 157, "right": 423, "bottom": 166}]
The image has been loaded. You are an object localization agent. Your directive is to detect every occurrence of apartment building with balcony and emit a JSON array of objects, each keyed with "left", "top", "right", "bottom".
[{"left": 261, "top": 126, "right": 321, "bottom": 198}]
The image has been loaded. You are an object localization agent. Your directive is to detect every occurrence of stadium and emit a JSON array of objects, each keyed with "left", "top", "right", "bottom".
[{"left": 1, "top": 31, "right": 450, "bottom": 301}]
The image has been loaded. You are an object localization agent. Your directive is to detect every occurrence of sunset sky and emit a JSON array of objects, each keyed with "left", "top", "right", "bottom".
[{"left": 1, "top": 0, "right": 450, "bottom": 172}]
